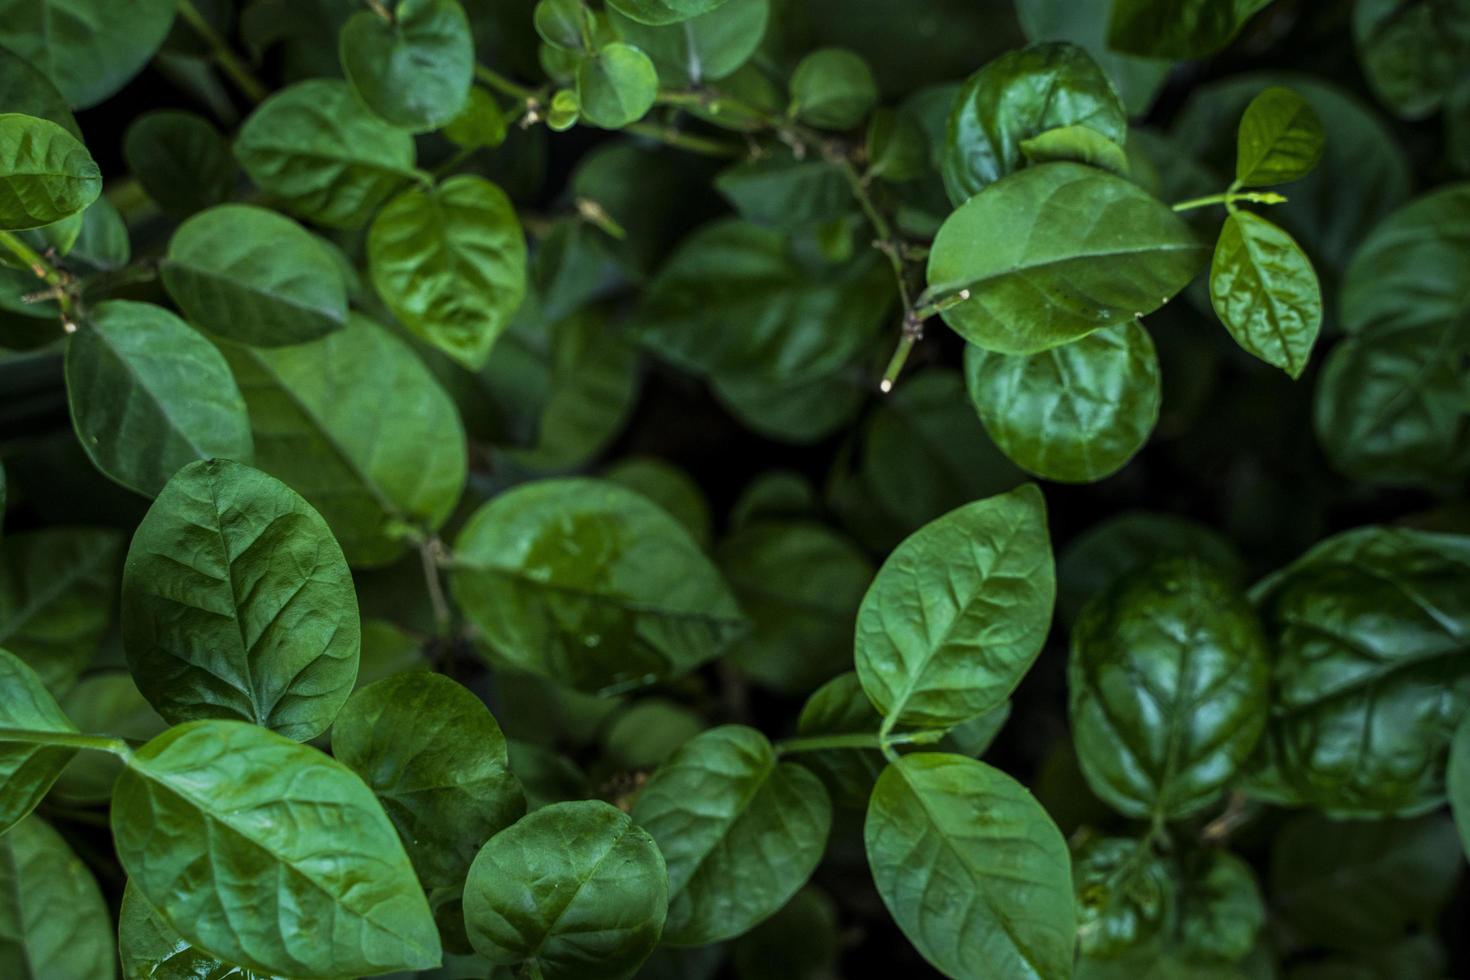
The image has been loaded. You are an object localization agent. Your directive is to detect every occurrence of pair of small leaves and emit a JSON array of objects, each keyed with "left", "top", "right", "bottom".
[{"left": 0, "top": 112, "right": 100, "bottom": 230}]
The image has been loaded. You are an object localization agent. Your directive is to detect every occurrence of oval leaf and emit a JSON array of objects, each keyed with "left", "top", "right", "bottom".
[
  {"left": 122, "top": 109, "right": 234, "bottom": 215},
  {"left": 0, "top": 647, "right": 78, "bottom": 834},
  {"left": 606, "top": 0, "right": 730, "bottom": 28},
  {"left": 0, "top": 112, "right": 100, "bottom": 230},
  {"left": 340, "top": 0, "right": 474, "bottom": 132},
  {"left": 576, "top": 42, "right": 659, "bottom": 129},
  {"left": 119, "top": 880, "right": 276, "bottom": 980},
  {"left": 0, "top": 815, "right": 114, "bottom": 979},
  {"left": 1209, "top": 210, "right": 1322, "bottom": 378},
  {"left": 1234, "top": 85, "right": 1324, "bottom": 187}
]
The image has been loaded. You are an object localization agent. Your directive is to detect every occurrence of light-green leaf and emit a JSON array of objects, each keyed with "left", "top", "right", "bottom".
[
  {"left": 854, "top": 484, "right": 1055, "bottom": 729},
  {"left": 1209, "top": 210, "right": 1321, "bottom": 377},
  {"left": 162, "top": 204, "right": 349, "bottom": 347},
  {"left": 111, "top": 720, "right": 442, "bottom": 979},
  {"left": 788, "top": 48, "right": 877, "bottom": 130},
  {"left": 0, "top": 815, "right": 114, "bottom": 980},
  {"left": 1234, "top": 85, "right": 1324, "bottom": 187},
  {"left": 463, "top": 800, "right": 668, "bottom": 980},
  {"left": 332, "top": 672, "right": 525, "bottom": 890},
  {"left": 0, "top": 647, "right": 78, "bottom": 834},
  {"left": 121, "top": 459, "right": 360, "bottom": 741},
  {"left": 0, "top": 112, "right": 99, "bottom": 230},
  {"left": 865, "top": 753, "right": 1075, "bottom": 980},
  {"left": 449, "top": 478, "right": 745, "bottom": 693},
  {"left": 367, "top": 174, "right": 527, "bottom": 370},
  {"left": 340, "top": 0, "right": 474, "bottom": 132},
  {"left": 631, "top": 725, "right": 831, "bottom": 945},
  {"left": 927, "top": 162, "right": 1208, "bottom": 355},
  {"left": 65, "top": 300, "right": 253, "bottom": 497},
  {"left": 576, "top": 42, "right": 659, "bottom": 129}
]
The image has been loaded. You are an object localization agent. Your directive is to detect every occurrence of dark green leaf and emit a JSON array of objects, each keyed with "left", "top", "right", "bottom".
[
  {"left": 576, "top": 42, "right": 658, "bottom": 129},
  {"left": 1073, "top": 837, "right": 1173, "bottom": 958},
  {"left": 122, "top": 109, "right": 234, "bottom": 215},
  {"left": 0, "top": 815, "right": 114, "bottom": 979},
  {"left": 0, "top": 113, "right": 99, "bottom": 230},
  {"left": 1209, "top": 210, "right": 1321, "bottom": 377},
  {"left": 1175, "top": 850, "right": 1264, "bottom": 964},
  {"left": 1234, "top": 86, "right": 1324, "bottom": 187},
  {"left": 605, "top": 0, "right": 729, "bottom": 27},
  {"left": 0, "top": 42, "right": 79, "bottom": 137},
  {"left": 605, "top": 456, "right": 712, "bottom": 548},
  {"left": 0, "top": 0, "right": 177, "bottom": 107},
  {"left": 112, "top": 719, "right": 442, "bottom": 978},
  {"left": 731, "top": 888, "right": 839, "bottom": 980},
  {"left": 51, "top": 672, "right": 163, "bottom": 804},
  {"left": 1352, "top": 0, "right": 1470, "bottom": 120},
  {"left": 788, "top": 48, "right": 877, "bottom": 130},
  {"left": 340, "top": 0, "right": 474, "bottom": 132},
  {"left": 1016, "top": 0, "right": 1170, "bottom": 115},
  {"left": 0, "top": 647, "right": 77, "bottom": 834},
  {"left": 713, "top": 149, "right": 852, "bottom": 230},
  {"left": 1107, "top": 0, "right": 1274, "bottom": 59},
  {"left": 602, "top": 698, "right": 705, "bottom": 769}
]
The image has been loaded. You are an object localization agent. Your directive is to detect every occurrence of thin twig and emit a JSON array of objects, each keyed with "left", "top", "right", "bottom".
[{"left": 176, "top": 0, "right": 270, "bottom": 105}]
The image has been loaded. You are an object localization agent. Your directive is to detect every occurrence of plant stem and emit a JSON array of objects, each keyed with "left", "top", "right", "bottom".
[
  {"left": 176, "top": 0, "right": 270, "bottom": 105},
  {"left": 0, "top": 230, "right": 77, "bottom": 328},
  {"left": 475, "top": 65, "right": 539, "bottom": 103},
  {"left": 0, "top": 728, "right": 132, "bottom": 758},
  {"left": 418, "top": 538, "right": 453, "bottom": 639},
  {"left": 1171, "top": 190, "right": 1287, "bottom": 212},
  {"left": 774, "top": 729, "right": 947, "bottom": 756},
  {"left": 624, "top": 120, "right": 743, "bottom": 158}
]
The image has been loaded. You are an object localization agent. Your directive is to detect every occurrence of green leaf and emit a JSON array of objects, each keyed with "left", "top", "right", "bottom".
[
  {"left": 794, "top": 671, "right": 887, "bottom": 808},
  {"left": 0, "top": 113, "right": 99, "bottom": 230},
  {"left": 865, "top": 107, "right": 929, "bottom": 181},
  {"left": 854, "top": 484, "right": 1055, "bottom": 729},
  {"left": 927, "top": 162, "right": 1208, "bottom": 355},
  {"left": 535, "top": 0, "right": 587, "bottom": 50},
  {"left": 122, "top": 109, "right": 234, "bottom": 215},
  {"left": 608, "top": 0, "right": 767, "bottom": 86},
  {"left": 0, "top": 815, "right": 114, "bottom": 980},
  {"left": 449, "top": 478, "right": 745, "bottom": 693},
  {"left": 162, "top": 204, "right": 349, "bottom": 347},
  {"left": 367, "top": 174, "right": 527, "bottom": 369},
  {"left": 638, "top": 219, "right": 891, "bottom": 387},
  {"left": 788, "top": 48, "right": 877, "bottom": 130},
  {"left": 631, "top": 726, "right": 831, "bottom": 946},
  {"left": 943, "top": 42, "right": 1127, "bottom": 203},
  {"left": 0, "top": 0, "right": 177, "bottom": 108},
  {"left": 0, "top": 647, "right": 78, "bottom": 834},
  {"left": 1019, "top": 124, "right": 1132, "bottom": 176},
  {"left": 235, "top": 79, "right": 420, "bottom": 229},
  {"left": 340, "top": 0, "right": 474, "bottom": 132},
  {"left": 119, "top": 880, "right": 274, "bottom": 980},
  {"left": 1234, "top": 86, "right": 1324, "bottom": 187},
  {"left": 713, "top": 148, "right": 853, "bottom": 230},
  {"left": 1107, "top": 0, "right": 1274, "bottom": 59},
  {"left": 603, "top": 698, "right": 705, "bottom": 769},
  {"left": 1073, "top": 836, "right": 1173, "bottom": 958},
  {"left": 576, "top": 42, "right": 658, "bottom": 129},
  {"left": 0, "top": 527, "right": 122, "bottom": 692},
  {"left": 1070, "top": 558, "right": 1269, "bottom": 820},
  {"left": 1208, "top": 210, "right": 1322, "bottom": 377},
  {"left": 112, "top": 720, "right": 442, "bottom": 978},
  {"left": 865, "top": 753, "right": 1075, "bottom": 980},
  {"left": 606, "top": 0, "right": 730, "bottom": 28},
  {"left": 121, "top": 459, "right": 360, "bottom": 740},
  {"left": 0, "top": 43, "right": 80, "bottom": 138},
  {"left": 1270, "top": 810, "right": 1461, "bottom": 950},
  {"left": 1352, "top": 0, "right": 1470, "bottom": 120},
  {"left": 605, "top": 456, "right": 712, "bottom": 548},
  {"left": 65, "top": 300, "right": 253, "bottom": 496},
  {"left": 463, "top": 800, "right": 668, "bottom": 980},
  {"left": 964, "top": 320, "right": 1161, "bottom": 483},
  {"left": 718, "top": 520, "right": 873, "bottom": 693},
  {"left": 1016, "top": 0, "right": 1170, "bottom": 115},
  {"left": 1451, "top": 717, "right": 1470, "bottom": 858},
  {"left": 443, "top": 86, "right": 509, "bottom": 149},
  {"left": 1251, "top": 526, "right": 1470, "bottom": 815},
  {"left": 731, "top": 888, "right": 839, "bottom": 980},
  {"left": 1175, "top": 850, "right": 1264, "bottom": 964},
  {"left": 223, "top": 313, "right": 469, "bottom": 567},
  {"left": 333, "top": 672, "right": 525, "bottom": 890}
]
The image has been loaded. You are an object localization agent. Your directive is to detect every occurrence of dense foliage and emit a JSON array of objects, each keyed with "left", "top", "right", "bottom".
[{"left": 1, "top": 0, "right": 1469, "bottom": 978}]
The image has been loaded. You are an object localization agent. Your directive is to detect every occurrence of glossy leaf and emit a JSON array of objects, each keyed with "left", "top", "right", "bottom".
[
  {"left": 1107, "top": 0, "right": 1274, "bottom": 59},
  {"left": 162, "top": 204, "right": 349, "bottom": 347},
  {"left": 333, "top": 672, "right": 525, "bottom": 890},
  {"left": 631, "top": 726, "right": 831, "bottom": 946},
  {"left": 927, "top": 162, "right": 1208, "bottom": 355},
  {"left": 865, "top": 753, "right": 1075, "bottom": 980},
  {"left": 111, "top": 720, "right": 442, "bottom": 978},
  {"left": 789, "top": 48, "right": 877, "bottom": 130},
  {"left": 463, "top": 800, "right": 668, "bottom": 980},
  {"left": 122, "top": 109, "right": 234, "bottom": 215},
  {"left": 0, "top": 647, "right": 78, "bottom": 834},
  {"left": 1073, "top": 837, "right": 1173, "bottom": 958},
  {"left": 1234, "top": 86, "right": 1324, "bottom": 187},
  {"left": 1209, "top": 210, "right": 1322, "bottom": 377},
  {"left": 65, "top": 300, "right": 253, "bottom": 496},
  {"left": 224, "top": 313, "right": 469, "bottom": 567},
  {"left": 0, "top": 0, "right": 177, "bottom": 107},
  {"left": 368, "top": 174, "right": 527, "bottom": 370},
  {"left": 964, "top": 320, "right": 1161, "bottom": 483},
  {"left": 235, "top": 79, "right": 420, "bottom": 228},
  {"left": 608, "top": 0, "right": 767, "bottom": 86},
  {"left": 0, "top": 113, "right": 100, "bottom": 230},
  {"left": 0, "top": 815, "right": 114, "bottom": 980},
  {"left": 943, "top": 41, "right": 1127, "bottom": 203},
  {"left": 340, "top": 0, "right": 474, "bottom": 132},
  {"left": 121, "top": 459, "right": 360, "bottom": 740},
  {"left": 606, "top": 0, "right": 729, "bottom": 27},
  {"left": 855, "top": 484, "right": 1055, "bottom": 729},
  {"left": 577, "top": 42, "right": 658, "bottom": 129},
  {"left": 449, "top": 478, "right": 745, "bottom": 693}
]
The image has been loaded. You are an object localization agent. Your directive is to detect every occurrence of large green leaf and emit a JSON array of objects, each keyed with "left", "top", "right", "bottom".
[
  {"left": 332, "top": 672, "right": 524, "bottom": 890},
  {"left": 1208, "top": 210, "right": 1322, "bottom": 377},
  {"left": 339, "top": 0, "right": 474, "bottom": 132},
  {"left": 963, "top": 320, "right": 1161, "bottom": 483},
  {"left": 1070, "top": 558, "right": 1270, "bottom": 820},
  {"left": 1250, "top": 527, "right": 1470, "bottom": 816},
  {"left": 854, "top": 484, "right": 1055, "bottom": 729},
  {"left": 65, "top": 300, "right": 253, "bottom": 497},
  {"left": 0, "top": 527, "right": 122, "bottom": 692},
  {"left": 631, "top": 726, "right": 831, "bottom": 946},
  {"left": 0, "top": 815, "right": 114, "bottom": 980},
  {"left": 119, "top": 881, "right": 275, "bottom": 980},
  {"left": 121, "top": 459, "right": 360, "bottom": 741},
  {"left": 1106, "top": 0, "right": 1274, "bottom": 59},
  {"left": 607, "top": 0, "right": 767, "bottom": 86},
  {"left": 162, "top": 204, "right": 349, "bottom": 347},
  {"left": 0, "top": 647, "right": 77, "bottom": 834},
  {"left": 927, "top": 162, "right": 1207, "bottom": 355},
  {"left": 122, "top": 109, "right": 235, "bottom": 215},
  {"left": 111, "top": 720, "right": 442, "bottom": 978},
  {"left": 367, "top": 174, "right": 527, "bottom": 370},
  {"left": 942, "top": 41, "right": 1127, "bottom": 204},
  {"left": 463, "top": 800, "right": 668, "bottom": 980},
  {"left": 449, "top": 478, "right": 745, "bottom": 693},
  {"left": 0, "top": 0, "right": 177, "bottom": 107},
  {"left": 234, "top": 79, "right": 420, "bottom": 229},
  {"left": 224, "top": 313, "right": 468, "bottom": 567},
  {"left": 865, "top": 753, "right": 1075, "bottom": 980},
  {"left": 1234, "top": 85, "right": 1324, "bottom": 187},
  {"left": 0, "top": 113, "right": 99, "bottom": 230}
]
